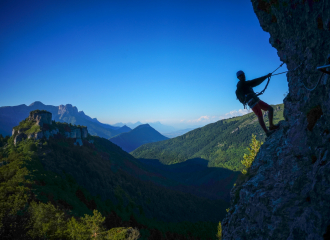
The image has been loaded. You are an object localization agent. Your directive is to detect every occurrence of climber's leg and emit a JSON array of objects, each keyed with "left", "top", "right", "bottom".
[{"left": 252, "top": 102, "right": 268, "bottom": 133}]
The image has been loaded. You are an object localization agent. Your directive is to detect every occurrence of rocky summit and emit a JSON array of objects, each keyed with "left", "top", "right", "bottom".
[
  {"left": 221, "top": 1, "right": 330, "bottom": 240},
  {"left": 12, "top": 110, "right": 89, "bottom": 146}
]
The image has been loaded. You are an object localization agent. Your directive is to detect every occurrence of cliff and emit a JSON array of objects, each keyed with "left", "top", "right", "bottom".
[
  {"left": 221, "top": 1, "right": 330, "bottom": 239},
  {"left": 12, "top": 110, "right": 89, "bottom": 146}
]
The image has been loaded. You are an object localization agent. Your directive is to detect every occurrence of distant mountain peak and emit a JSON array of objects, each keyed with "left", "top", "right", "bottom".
[
  {"left": 29, "top": 101, "right": 45, "bottom": 107},
  {"left": 136, "top": 123, "right": 151, "bottom": 128}
]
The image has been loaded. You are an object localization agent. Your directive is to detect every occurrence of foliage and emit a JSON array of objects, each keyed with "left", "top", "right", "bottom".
[
  {"left": 132, "top": 103, "right": 283, "bottom": 172},
  {"left": 216, "top": 221, "right": 222, "bottom": 240},
  {"left": 30, "top": 109, "right": 49, "bottom": 115},
  {"left": 0, "top": 134, "right": 10, "bottom": 148},
  {"left": 23, "top": 142, "right": 38, "bottom": 153},
  {"left": 13, "top": 118, "right": 36, "bottom": 132},
  {"left": 241, "top": 134, "right": 263, "bottom": 174},
  {"left": 25, "top": 125, "right": 41, "bottom": 135},
  {"left": 0, "top": 131, "right": 224, "bottom": 239},
  {"left": 27, "top": 201, "right": 68, "bottom": 239},
  {"left": 0, "top": 136, "right": 140, "bottom": 240}
]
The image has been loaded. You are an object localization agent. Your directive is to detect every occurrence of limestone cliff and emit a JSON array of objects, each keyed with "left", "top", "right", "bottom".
[
  {"left": 13, "top": 110, "right": 89, "bottom": 146},
  {"left": 222, "top": 1, "right": 330, "bottom": 239}
]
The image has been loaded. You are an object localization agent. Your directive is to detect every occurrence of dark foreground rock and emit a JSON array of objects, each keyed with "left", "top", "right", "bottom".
[{"left": 222, "top": 1, "right": 330, "bottom": 239}]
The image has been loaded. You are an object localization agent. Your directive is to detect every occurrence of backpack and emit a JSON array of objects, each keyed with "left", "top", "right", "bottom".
[{"left": 235, "top": 87, "right": 247, "bottom": 108}]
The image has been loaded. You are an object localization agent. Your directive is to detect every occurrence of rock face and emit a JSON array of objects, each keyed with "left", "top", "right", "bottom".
[
  {"left": 29, "top": 111, "right": 52, "bottom": 127},
  {"left": 221, "top": 1, "right": 330, "bottom": 239},
  {"left": 14, "top": 133, "right": 27, "bottom": 145},
  {"left": 13, "top": 110, "right": 89, "bottom": 146},
  {"left": 81, "top": 127, "right": 88, "bottom": 138},
  {"left": 70, "top": 128, "right": 81, "bottom": 138}
]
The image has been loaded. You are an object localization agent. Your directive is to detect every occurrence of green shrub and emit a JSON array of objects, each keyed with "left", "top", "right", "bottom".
[
  {"left": 241, "top": 134, "right": 263, "bottom": 174},
  {"left": 216, "top": 221, "right": 222, "bottom": 240},
  {"left": 25, "top": 125, "right": 41, "bottom": 135},
  {"left": 24, "top": 143, "right": 37, "bottom": 152}
]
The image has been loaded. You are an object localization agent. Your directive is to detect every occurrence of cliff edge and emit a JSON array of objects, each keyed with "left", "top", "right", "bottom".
[
  {"left": 222, "top": 1, "right": 330, "bottom": 239},
  {"left": 12, "top": 110, "right": 89, "bottom": 146}
]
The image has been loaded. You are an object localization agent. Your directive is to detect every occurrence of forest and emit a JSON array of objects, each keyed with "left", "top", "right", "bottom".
[{"left": 132, "top": 104, "right": 284, "bottom": 172}]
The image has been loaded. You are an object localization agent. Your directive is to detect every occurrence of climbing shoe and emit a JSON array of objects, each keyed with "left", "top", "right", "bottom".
[
  {"left": 266, "top": 130, "right": 275, "bottom": 137},
  {"left": 269, "top": 124, "right": 280, "bottom": 131}
]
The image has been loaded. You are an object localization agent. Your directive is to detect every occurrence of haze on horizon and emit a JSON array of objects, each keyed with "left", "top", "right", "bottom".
[{"left": 1, "top": 0, "right": 288, "bottom": 129}]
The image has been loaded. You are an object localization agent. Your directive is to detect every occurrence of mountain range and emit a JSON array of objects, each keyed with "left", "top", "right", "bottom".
[
  {"left": 0, "top": 101, "right": 131, "bottom": 138},
  {"left": 109, "top": 124, "right": 169, "bottom": 152}
]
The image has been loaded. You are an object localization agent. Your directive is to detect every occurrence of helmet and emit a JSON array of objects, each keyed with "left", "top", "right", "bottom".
[{"left": 236, "top": 70, "right": 244, "bottom": 78}]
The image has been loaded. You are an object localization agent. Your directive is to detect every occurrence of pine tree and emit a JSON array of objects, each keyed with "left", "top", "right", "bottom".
[
  {"left": 241, "top": 134, "right": 263, "bottom": 174},
  {"left": 216, "top": 221, "right": 222, "bottom": 240}
]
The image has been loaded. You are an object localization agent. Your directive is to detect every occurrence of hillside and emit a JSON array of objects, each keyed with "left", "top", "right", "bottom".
[
  {"left": 0, "top": 101, "right": 130, "bottom": 138},
  {"left": 132, "top": 103, "right": 284, "bottom": 172},
  {"left": 0, "top": 113, "right": 230, "bottom": 239},
  {"left": 110, "top": 124, "right": 169, "bottom": 152}
]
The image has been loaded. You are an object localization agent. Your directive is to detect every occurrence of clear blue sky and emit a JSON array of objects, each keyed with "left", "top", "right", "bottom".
[{"left": 1, "top": 0, "right": 288, "bottom": 129}]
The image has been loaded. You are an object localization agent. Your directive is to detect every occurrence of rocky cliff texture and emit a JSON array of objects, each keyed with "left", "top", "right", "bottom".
[
  {"left": 222, "top": 1, "right": 330, "bottom": 239},
  {"left": 13, "top": 111, "right": 89, "bottom": 146},
  {"left": 29, "top": 110, "right": 52, "bottom": 127}
]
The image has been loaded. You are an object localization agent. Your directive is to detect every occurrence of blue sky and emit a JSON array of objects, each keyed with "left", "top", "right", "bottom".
[{"left": 1, "top": 0, "right": 288, "bottom": 129}]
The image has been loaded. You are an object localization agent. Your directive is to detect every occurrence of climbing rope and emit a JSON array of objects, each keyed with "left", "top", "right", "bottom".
[
  {"left": 263, "top": 62, "right": 326, "bottom": 93},
  {"left": 271, "top": 62, "right": 303, "bottom": 76},
  {"left": 301, "top": 72, "right": 325, "bottom": 91}
]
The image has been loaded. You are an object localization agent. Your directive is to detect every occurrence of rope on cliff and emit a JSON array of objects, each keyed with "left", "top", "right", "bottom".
[
  {"left": 255, "top": 62, "right": 302, "bottom": 97},
  {"left": 301, "top": 72, "right": 325, "bottom": 91},
  {"left": 272, "top": 62, "right": 327, "bottom": 92}
]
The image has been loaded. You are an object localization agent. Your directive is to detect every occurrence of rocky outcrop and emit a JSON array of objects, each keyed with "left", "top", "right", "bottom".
[
  {"left": 70, "top": 128, "right": 81, "bottom": 138},
  {"left": 81, "top": 127, "right": 88, "bottom": 138},
  {"left": 13, "top": 110, "right": 89, "bottom": 146},
  {"left": 14, "top": 133, "right": 27, "bottom": 145},
  {"left": 29, "top": 110, "right": 52, "bottom": 127},
  {"left": 221, "top": 1, "right": 330, "bottom": 239}
]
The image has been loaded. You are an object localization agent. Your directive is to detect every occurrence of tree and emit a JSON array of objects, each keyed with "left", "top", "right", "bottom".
[
  {"left": 216, "top": 221, "right": 222, "bottom": 240},
  {"left": 241, "top": 134, "right": 263, "bottom": 174}
]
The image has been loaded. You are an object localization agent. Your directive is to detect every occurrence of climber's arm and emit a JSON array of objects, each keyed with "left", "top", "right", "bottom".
[{"left": 247, "top": 73, "right": 271, "bottom": 88}]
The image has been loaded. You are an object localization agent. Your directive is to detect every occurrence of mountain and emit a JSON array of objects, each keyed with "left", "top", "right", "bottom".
[
  {"left": 220, "top": 2, "right": 330, "bottom": 239},
  {"left": 113, "top": 122, "right": 143, "bottom": 129},
  {"left": 0, "top": 101, "right": 131, "bottom": 138},
  {"left": 113, "top": 121, "right": 179, "bottom": 134},
  {"left": 148, "top": 121, "right": 177, "bottom": 134},
  {"left": 0, "top": 114, "right": 230, "bottom": 239},
  {"left": 162, "top": 127, "right": 197, "bottom": 138},
  {"left": 109, "top": 124, "right": 169, "bottom": 152},
  {"left": 131, "top": 103, "right": 284, "bottom": 172}
]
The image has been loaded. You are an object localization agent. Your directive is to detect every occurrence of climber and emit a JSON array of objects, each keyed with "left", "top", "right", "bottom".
[{"left": 235, "top": 70, "right": 279, "bottom": 137}]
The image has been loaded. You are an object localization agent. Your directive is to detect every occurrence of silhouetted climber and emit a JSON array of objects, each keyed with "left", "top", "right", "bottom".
[{"left": 235, "top": 70, "right": 279, "bottom": 137}]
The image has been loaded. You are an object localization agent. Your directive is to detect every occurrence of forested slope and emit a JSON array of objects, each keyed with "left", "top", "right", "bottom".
[
  {"left": 0, "top": 118, "right": 229, "bottom": 239},
  {"left": 132, "top": 104, "right": 284, "bottom": 172}
]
